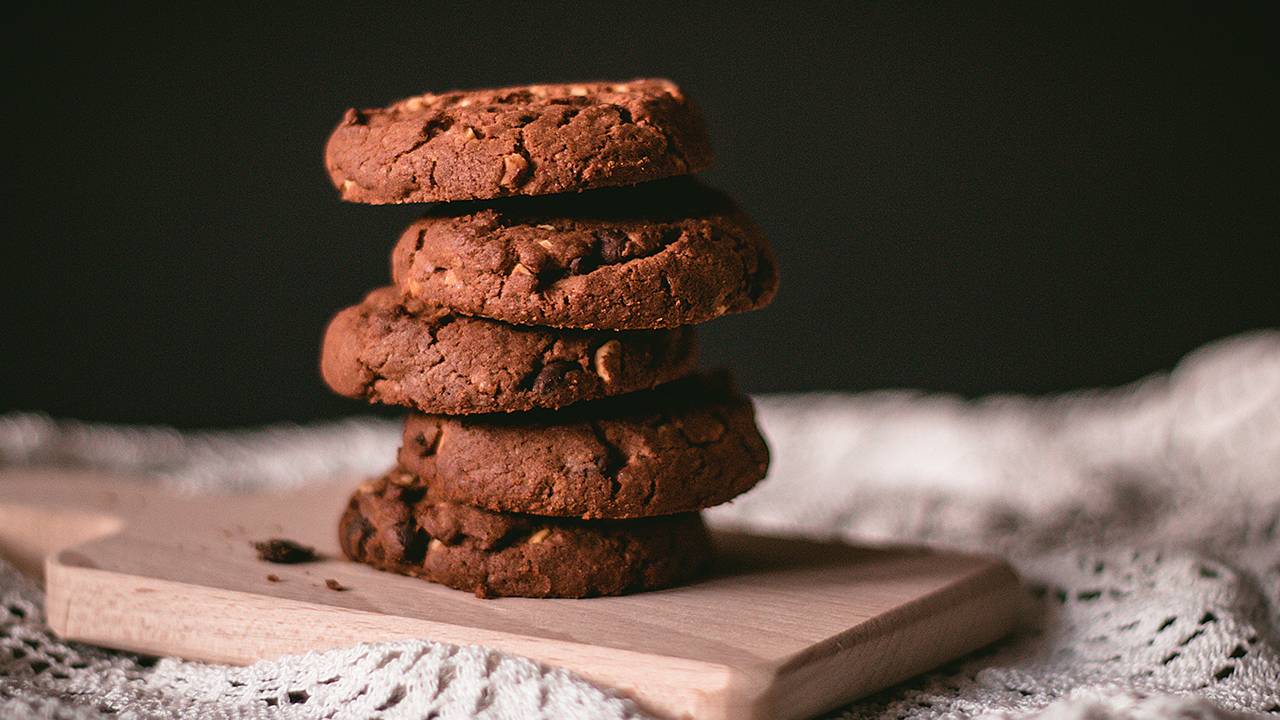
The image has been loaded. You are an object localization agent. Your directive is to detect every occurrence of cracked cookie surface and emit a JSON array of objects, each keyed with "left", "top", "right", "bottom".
[
  {"left": 397, "top": 372, "right": 770, "bottom": 519},
  {"left": 339, "top": 471, "right": 711, "bottom": 598},
  {"left": 325, "top": 79, "right": 712, "bottom": 204},
  {"left": 320, "top": 287, "right": 696, "bottom": 414},
  {"left": 392, "top": 179, "right": 778, "bottom": 329}
]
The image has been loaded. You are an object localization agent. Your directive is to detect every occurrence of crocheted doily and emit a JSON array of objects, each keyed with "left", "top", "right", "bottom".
[{"left": 2, "top": 331, "right": 1277, "bottom": 719}]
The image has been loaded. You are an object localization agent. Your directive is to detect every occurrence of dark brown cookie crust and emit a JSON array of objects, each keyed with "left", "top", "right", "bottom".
[
  {"left": 391, "top": 180, "right": 779, "bottom": 330},
  {"left": 339, "top": 472, "right": 711, "bottom": 598},
  {"left": 321, "top": 287, "right": 697, "bottom": 414},
  {"left": 397, "top": 372, "right": 770, "bottom": 519},
  {"left": 325, "top": 79, "right": 712, "bottom": 204}
]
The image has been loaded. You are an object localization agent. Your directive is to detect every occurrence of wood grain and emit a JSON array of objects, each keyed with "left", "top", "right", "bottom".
[{"left": 0, "top": 468, "right": 1020, "bottom": 720}]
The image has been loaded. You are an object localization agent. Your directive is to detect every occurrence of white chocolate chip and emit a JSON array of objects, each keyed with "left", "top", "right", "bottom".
[
  {"left": 527, "top": 528, "right": 551, "bottom": 544},
  {"left": 500, "top": 153, "right": 529, "bottom": 188},
  {"left": 593, "top": 340, "right": 622, "bottom": 384}
]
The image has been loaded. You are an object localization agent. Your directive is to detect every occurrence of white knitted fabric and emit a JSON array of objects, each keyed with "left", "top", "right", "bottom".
[{"left": 1, "top": 331, "right": 1277, "bottom": 719}]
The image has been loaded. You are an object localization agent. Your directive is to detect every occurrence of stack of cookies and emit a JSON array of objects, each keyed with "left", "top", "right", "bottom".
[{"left": 319, "top": 79, "right": 778, "bottom": 598}]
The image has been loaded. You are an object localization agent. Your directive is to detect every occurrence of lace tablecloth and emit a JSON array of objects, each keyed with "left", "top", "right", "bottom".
[{"left": 2, "top": 331, "right": 1277, "bottom": 719}]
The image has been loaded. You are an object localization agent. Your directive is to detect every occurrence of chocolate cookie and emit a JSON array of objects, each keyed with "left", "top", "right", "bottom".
[
  {"left": 397, "top": 372, "right": 770, "bottom": 519},
  {"left": 325, "top": 79, "right": 712, "bottom": 204},
  {"left": 321, "top": 287, "right": 696, "bottom": 414},
  {"left": 339, "top": 472, "right": 711, "bottom": 598},
  {"left": 392, "top": 179, "right": 779, "bottom": 329}
]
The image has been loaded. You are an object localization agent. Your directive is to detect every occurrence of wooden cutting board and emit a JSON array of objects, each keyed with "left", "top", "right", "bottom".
[{"left": 0, "top": 468, "right": 1019, "bottom": 720}]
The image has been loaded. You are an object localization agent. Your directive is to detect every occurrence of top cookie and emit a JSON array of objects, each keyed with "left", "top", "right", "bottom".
[
  {"left": 325, "top": 79, "right": 712, "bottom": 204},
  {"left": 391, "top": 179, "right": 779, "bottom": 329}
]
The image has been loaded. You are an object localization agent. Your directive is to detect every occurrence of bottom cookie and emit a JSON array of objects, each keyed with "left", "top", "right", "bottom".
[{"left": 339, "top": 471, "right": 712, "bottom": 598}]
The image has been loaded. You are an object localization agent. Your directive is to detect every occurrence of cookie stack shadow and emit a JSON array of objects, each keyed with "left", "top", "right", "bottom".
[{"left": 320, "top": 79, "right": 778, "bottom": 598}]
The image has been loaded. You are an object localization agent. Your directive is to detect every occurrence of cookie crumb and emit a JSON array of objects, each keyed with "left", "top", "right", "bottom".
[
  {"left": 324, "top": 579, "right": 346, "bottom": 591},
  {"left": 252, "top": 538, "right": 317, "bottom": 564},
  {"left": 266, "top": 574, "right": 280, "bottom": 583}
]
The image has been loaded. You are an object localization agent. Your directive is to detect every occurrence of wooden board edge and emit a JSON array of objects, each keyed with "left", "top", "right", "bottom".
[
  {"left": 0, "top": 502, "right": 123, "bottom": 581},
  {"left": 752, "top": 559, "right": 1022, "bottom": 720},
  {"left": 43, "top": 556, "right": 742, "bottom": 720}
]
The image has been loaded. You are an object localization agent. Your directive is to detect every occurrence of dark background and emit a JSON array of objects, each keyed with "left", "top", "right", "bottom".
[{"left": 3, "top": 3, "right": 1277, "bottom": 428}]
